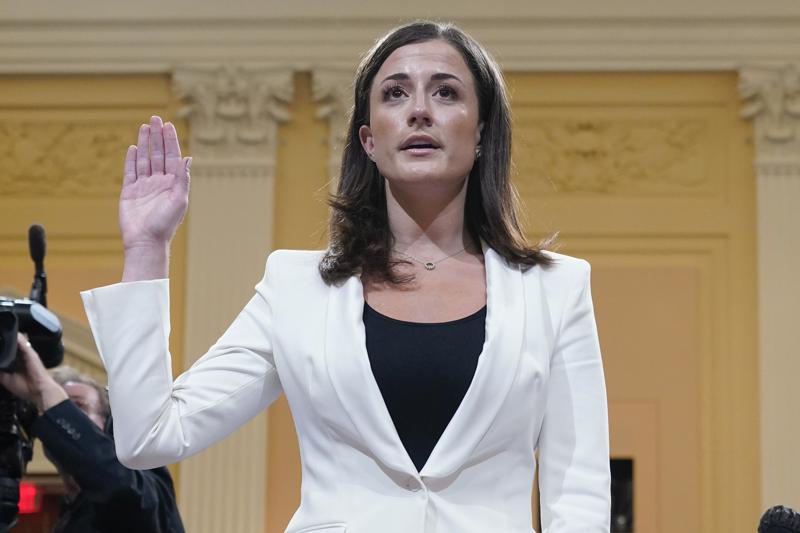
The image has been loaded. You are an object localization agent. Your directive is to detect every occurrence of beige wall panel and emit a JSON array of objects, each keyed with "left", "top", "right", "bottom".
[
  {"left": 610, "top": 401, "right": 659, "bottom": 532},
  {"left": 512, "top": 72, "right": 759, "bottom": 532},
  {"left": 597, "top": 258, "right": 704, "bottom": 533}
]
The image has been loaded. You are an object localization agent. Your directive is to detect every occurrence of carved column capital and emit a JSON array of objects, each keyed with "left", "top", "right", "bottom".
[
  {"left": 173, "top": 65, "right": 293, "bottom": 179},
  {"left": 312, "top": 67, "right": 355, "bottom": 190},
  {"left": 739, "top": 64, "right": 800, "bottom": 178}
]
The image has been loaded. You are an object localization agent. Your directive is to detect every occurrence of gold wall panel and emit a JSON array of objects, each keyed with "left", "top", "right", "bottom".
[
  {"left": 513, "top": 72, "right": 759, "bottom": 532},
  {"left": 0, "top": 74, "right": 188, "bottom": 485}
]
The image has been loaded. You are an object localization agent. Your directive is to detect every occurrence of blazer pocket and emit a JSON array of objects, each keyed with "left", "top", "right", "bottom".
[{"left": 291, "top": 523, "right": 346, "bottom": 533}]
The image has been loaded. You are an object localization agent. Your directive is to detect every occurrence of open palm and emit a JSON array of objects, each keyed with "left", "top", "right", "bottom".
[{"left": 119, "top": 116, "right": 191, "bottom": 251}]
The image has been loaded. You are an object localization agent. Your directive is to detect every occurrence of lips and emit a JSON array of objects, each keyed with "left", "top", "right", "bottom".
[{"left": 400, "top": 135, "right": 441, "bottom": 150}]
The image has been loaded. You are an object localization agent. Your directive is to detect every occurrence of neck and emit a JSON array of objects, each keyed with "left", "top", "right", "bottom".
[{"left": 384, "top": 176, "right": 476, "bottom": 257}]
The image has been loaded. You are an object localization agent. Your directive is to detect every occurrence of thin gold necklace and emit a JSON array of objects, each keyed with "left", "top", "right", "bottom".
[{"left": 394, "top": 247, "right": 467, "bottom": 271}]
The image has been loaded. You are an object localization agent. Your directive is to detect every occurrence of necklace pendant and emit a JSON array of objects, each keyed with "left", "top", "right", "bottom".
[{"left": 424, "top": 262, "right": 435, "bottom": 271}]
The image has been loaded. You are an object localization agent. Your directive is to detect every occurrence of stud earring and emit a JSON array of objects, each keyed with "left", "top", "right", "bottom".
[{"left": 475, "top": 145, "right": 482, "bottom": 159}]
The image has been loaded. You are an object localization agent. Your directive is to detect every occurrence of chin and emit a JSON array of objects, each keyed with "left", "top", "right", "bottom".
[{"left": 394, "top": 162, "right": 470, "bottom": 182}]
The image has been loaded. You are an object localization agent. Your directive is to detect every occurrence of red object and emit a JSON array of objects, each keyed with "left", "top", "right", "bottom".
[{"left": 18, "top": 482, "right": 41, "bottom": 514}]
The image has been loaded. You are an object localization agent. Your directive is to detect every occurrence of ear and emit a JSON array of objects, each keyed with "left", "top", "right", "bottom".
[
  {"left": 359, "top": 124, "right": 375, "bottom": 160},
  {"left": 476, "top": 121, "right": 484, "bottom": 146}
]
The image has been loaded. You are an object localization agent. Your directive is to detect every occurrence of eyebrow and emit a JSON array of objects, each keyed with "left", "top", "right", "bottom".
[{"left": 379, "top": 72, "right": 464, "bottom": 85}]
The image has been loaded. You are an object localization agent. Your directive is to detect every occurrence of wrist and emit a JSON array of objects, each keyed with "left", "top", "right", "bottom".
[
  {"left": 123, "top": 240, "right": 169, "bottom": 258},
  {"left": 122, "top": 241, "right": 170, "bottom": 281},
  {"left": 38, "top": 382, "right": 68, "bottom": 412}
]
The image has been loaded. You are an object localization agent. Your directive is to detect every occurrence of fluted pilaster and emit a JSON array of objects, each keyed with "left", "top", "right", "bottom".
[
  {"left": 740, "top": 63, "right": 800, "bottom": 511},
  {"left": 173, "top": 64, "right": 293, "bottom": 533}
]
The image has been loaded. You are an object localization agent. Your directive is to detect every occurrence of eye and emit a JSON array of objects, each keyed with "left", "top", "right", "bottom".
[
  {"left": 382, "top": 84, "right": 407, "bottom": 100},
  {"left": 435, "top": 84, "right": 458, "bottom": 99}
]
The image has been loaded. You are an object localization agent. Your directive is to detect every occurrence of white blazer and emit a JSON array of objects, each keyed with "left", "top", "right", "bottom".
[{"left": 80, "top": 243, "right": 610, "bottom": 533}]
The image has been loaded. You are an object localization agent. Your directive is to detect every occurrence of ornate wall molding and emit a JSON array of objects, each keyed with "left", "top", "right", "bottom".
[
  {"left": 515, "top": 118, "right": 709, "bottom": 196},
  {"left": 0, "top": 121, "right": 127, "bottom": 197},
  {"left": 4, "top": 16, "right": 800, "bottom": 74},
  {"left": 174, "top": 65, "right": 293, "bottom": 165},
  {"left": 740, "top": 64, "right": 800, "bottom": 179}
]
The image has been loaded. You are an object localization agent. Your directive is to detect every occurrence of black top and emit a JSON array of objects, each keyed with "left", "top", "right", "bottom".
[
  {"left": 33, "top": 400, "right": 185, "bottom": 533},
  {"left": 363, "top": 302, "right": 487, "bottom": 472}
]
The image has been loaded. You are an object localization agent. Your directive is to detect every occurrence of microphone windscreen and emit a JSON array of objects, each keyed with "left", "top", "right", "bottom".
[
  {"left": 28, "top": 224, "right": 46, "bottom": 266},
  {"left": 759, "top": 505, "right": 800, "bottom": 533}
]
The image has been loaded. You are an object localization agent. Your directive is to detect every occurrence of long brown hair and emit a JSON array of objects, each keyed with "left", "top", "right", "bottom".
[{"left": 319, "top": 20, "right": 552, "bottom": 285}]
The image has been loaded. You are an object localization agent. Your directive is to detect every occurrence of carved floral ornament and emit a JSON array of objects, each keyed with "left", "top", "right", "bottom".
[
  {"left": 739, "top": 64, "right": 800, "bottom": 143},
  {"left": 172, "top": 65, "right": 293, "bottom": 158},
  {"left": 0, "top": 121, "right": 127, "bottom": 197},
  {"left": 515, "top": 118, "right": 709, "bottom": 196}
]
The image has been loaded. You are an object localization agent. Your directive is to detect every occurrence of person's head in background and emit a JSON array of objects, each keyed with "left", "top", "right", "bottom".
[{"left": 51, "top": 366, "right": 109, "bottom": 430}]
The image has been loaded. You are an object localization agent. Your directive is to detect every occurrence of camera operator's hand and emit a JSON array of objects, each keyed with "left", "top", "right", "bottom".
[
  {"left": 120, "top": 115, "right": 192, "bottom": 282},
  {"left": 0, "top": 333, "right": 67, "bottom": 412}
]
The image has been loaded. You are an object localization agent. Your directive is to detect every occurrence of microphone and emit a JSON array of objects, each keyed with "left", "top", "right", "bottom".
[
  {"left": 28, "top": 224, "right": 47, "bottom": 308},
  {"left": 759, "top": 505, "right": 800, "bottom": 533}
]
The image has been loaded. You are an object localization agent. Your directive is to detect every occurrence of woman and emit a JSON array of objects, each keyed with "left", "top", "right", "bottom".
[{"left": 81, "top": 21, "right": 610, "bottom": 533}]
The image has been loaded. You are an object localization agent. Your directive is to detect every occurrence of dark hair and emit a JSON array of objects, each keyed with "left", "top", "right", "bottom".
[{"left": 319, "top": 20, "right": 553, "bottom": 285}]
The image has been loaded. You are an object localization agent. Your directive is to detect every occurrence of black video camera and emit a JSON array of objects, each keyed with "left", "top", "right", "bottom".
[
  {"left": 0, "top": 298, "right": 63, "bottom": 371},
  {"left": 0, "top": 224, "right": 64, "bottom": 532}
]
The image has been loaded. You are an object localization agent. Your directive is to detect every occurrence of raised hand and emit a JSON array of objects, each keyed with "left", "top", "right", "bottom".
[{"left": 119, "top": 116, "right": 191, "bottom": 281}]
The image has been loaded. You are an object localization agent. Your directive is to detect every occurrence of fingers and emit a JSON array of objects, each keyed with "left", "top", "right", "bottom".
[
  {"left": 164, "top": 122, "right": 182, "bottom": 176},
  {"left": 16, "top": 333, "right": 46, "bottom": 375},
  {"left": 133, "top": 116, "right": 184, "bottom": 180},
  {"left": 123, "top": 145, "right": 137, "bottom": 185},
  {"left": 136, "top": 124, "right": 151, "bottom": 178},
  {"left": 177, "top": 156, "right": 192, "bottom": 194},
  {"left": 150, "top": 115, "right": 165, "bottom": 175}
]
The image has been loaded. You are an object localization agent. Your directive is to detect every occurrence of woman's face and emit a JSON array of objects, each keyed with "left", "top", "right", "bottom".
[{"left": 359, "top": 40, "right": 483, "bottom": 189}]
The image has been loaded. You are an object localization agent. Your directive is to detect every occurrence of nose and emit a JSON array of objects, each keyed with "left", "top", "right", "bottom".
[{"left": 407, "top": 92, "right": 432, "bottom": 127}]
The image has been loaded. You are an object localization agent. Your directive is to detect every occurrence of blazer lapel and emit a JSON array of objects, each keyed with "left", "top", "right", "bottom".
[
  {"left": 420, "top": 242, "right": 526, "bottom": 479},
  {"left": 324, "top": 274, "right": 418, "bottom": 475},
  {"left": 323, "top": 242, "right": 526, "bottom": 479}
]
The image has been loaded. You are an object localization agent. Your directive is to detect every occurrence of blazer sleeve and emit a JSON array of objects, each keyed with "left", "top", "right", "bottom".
[
  {"left": 538, "top": 261, "right": 611, "bottom": 532},
  {"left": 80, "top": 252, "right": 283, "bottom": 470},
  {"left": 33, "top": 400, "right": 185, "bottom": 533}
]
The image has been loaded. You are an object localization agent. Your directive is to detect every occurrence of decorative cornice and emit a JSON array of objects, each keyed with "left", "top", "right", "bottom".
[
  {"left": 173, "top": 65, "right": 292, "bottom": 168},
  {"left": 312, "top": 68, "right": 354, "bottom": 189},
  {"left": 4, "top": 17, "right": 800, "bottom": 73},
  {"left": 740, "top": 64, "right": 800, "bottom": 178}
]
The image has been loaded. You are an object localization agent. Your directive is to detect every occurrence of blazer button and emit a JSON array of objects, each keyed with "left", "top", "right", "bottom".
[{"left": 403, "top": 477, "right": 421, "bottom": 492}]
